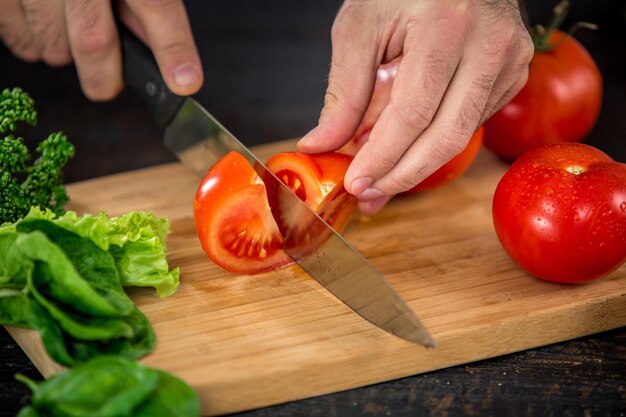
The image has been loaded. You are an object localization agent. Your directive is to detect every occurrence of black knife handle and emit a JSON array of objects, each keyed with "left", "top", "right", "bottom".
[{"left": 120, "top": 25, "right": 185, "bottom": 128}]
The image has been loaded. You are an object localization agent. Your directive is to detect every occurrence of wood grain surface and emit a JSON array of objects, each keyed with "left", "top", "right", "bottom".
[{"left": 6, "top": 139, "right": 626, "bottom": 416}]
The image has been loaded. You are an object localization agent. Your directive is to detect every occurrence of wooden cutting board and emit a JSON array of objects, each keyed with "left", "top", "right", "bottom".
[{"left": 7, "top": 139, "right": 626, "bottom": 416}]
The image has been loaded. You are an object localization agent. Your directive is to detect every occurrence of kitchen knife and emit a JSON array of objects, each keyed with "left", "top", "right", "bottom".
[{"left": 120, "top": 29, "right": 434, "bottom": 347}]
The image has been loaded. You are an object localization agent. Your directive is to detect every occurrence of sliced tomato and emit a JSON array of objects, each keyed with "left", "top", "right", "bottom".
[
  {"left": 194, "top": 151, "right": 358, "bottom": 274},
  {"left": 194, "top": 151, "right": 292, "bottom": 274},
  {"left": 263, "top": 152, "right": 357, "bottom": 238}
]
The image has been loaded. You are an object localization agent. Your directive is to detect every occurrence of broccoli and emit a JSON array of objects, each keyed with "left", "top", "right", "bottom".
[{"left": 0, "top": 88, "right": 74, "bottom": 224}]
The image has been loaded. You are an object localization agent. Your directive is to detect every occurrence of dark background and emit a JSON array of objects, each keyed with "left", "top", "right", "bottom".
[{"left": 1, "top": 1, "right": 625, "bottom": 416}]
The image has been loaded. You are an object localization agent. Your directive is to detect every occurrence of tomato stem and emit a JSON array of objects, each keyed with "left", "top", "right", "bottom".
[{"left": 532, "top": 0, "right": 598, "bottom": 53}]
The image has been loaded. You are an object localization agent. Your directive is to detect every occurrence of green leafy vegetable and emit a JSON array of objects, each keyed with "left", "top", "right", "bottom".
[
  {"left": 0, "top": 88, "right": 75, "bottom": 223},
  {"left": 0, "top": 207, "right": 180, "bottom": 365},
  {"left": 0, "top": 217, "right": 160, "bottom": 366},
  {"left": 16, "top": 207, "right": 180, "bottom": 297},
  {"left": 16, "top": 356, "right": 201, "bottom": 417}
]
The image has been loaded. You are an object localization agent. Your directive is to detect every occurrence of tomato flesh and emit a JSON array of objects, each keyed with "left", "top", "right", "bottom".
[
  {"left": 492, "top": 143, "right": 626, "bottom": 283},
  {"left": 194, "top": 151, "right": 291, "bottom": 274},
  {"left": 195, "top": 151, "right": 357, "bottom": 274},
  {"left": 264, "top": 152, "right": 357, "bottom": 239}
]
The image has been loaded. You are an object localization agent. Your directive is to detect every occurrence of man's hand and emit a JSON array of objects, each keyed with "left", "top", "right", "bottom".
[
  {"left": 297, "top": 0, "right": 533, "bottom": 214},
  {"left": 0, "top": 0, "right": 203, "bottom": 101}
]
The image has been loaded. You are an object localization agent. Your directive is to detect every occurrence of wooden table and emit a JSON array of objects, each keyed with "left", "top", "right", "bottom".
[{"left": 1, "top": 1, "right": 625, "bottom": 415}]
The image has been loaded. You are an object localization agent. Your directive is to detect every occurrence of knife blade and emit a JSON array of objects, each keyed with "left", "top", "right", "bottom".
[{"left": 121, "top": 28, "right": 434, "bottom": 347}]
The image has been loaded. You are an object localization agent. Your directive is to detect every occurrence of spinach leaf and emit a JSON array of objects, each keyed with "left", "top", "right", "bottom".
[
  {"left": 134, "top": 370, "right": 202, "bottom": 417},
  {"left": 0, "top": 233, "right": 29, "bottom": 288},
  {"left": 13, "top": 231, "right": 122, "bottom": 317},
  {"left": 0, "top": 290, "right": 39, "bottom": 328},
  {"left": 18, "top": 356, "right": 159, "bottom": 417},
  {"left": 17, "top": 357, "right": 201, "bottom": 417},
  {"left": 17, "top": 219, "right": 134, "bottom": 315},
  {"left": 0, "top": 225, "right": 156, "bottom": 366},
  {"left": 63, "top": 307, "right": 155, "bottom": 364}
]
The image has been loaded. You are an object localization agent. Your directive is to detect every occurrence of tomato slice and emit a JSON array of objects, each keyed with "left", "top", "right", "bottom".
[
  {"left": 194, "top": 151, "right": 292, "bottom": 274},
  {"left": 194, "top": 151, "right": 358, "bottom": 274},
  {"left": 263, "top": 152, "right": 357, "bottom": 239}
]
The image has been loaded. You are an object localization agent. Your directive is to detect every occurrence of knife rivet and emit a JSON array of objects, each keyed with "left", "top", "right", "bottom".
[{"left": 145, "top": 82, "right": 157, "bottom": 96}]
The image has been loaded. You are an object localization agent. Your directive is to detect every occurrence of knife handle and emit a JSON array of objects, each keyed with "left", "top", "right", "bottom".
[{"left": 120, "top": 25, "right": 185, "bottom": 128}]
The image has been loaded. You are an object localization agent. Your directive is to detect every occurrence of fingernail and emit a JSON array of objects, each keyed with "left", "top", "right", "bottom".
[
  {"left": 173, "top": 64, "right": 199, "bottom": 87},
  {"left": 359, "top": 195, "right": 390, "bottom": 215},
  {"left": 350, "top": 177, "right": 374, "bottom": 195},
  {"left": 358, "top": 187, "right": 385, "bottom": 202}
]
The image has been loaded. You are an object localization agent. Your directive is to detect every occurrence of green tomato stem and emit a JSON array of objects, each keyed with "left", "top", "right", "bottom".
[{"left": 532, "top": 0, "right": 598, "bottom": 53}]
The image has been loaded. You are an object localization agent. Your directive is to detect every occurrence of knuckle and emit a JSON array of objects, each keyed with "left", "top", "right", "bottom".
[
  {"left": 369, "top": 153, "right": 398, "bottom": 176},
  {"left": 331, "top": 1, "right": 363, "bottom": 41},
  {"left": 82, "top": 73, "right": 121, "bottom": 101},
  {"left": 458, "top": 86, "right": 489, "bottom": 130},
  {"left": 433, "top": 127, "right": 470, "bottom": 161},
  {"left": 73, "top": 28, "right": 116, "bottom": 55},
  {"left": 390, "top": 100, "right": 434, "bottom": 133},
  {"left": 158, "top": 39, "right": 192, "bottom": 57},
  {"left": 518, "top": 34, "right": 535, "bottom": 65},
  {"left": 419, "top": 50, "right": 458, "bottom": 92},
  {"left": 1, "top": 27, "right": 40, "bottom": 62},
  {"left": 389, "top": 174, "right": 420, "bottom": 193}
]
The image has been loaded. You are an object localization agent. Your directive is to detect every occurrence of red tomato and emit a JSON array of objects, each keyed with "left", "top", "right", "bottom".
[
  {"left": 403, "top": 126, "right": 484, "bottom": 193},
  {"left": 484, "top": 29, "right": 603, "bottom": 162},
  {"left": 264, "top": 152, "right": 357, "bottom": 245},
  {"left": 194, "top": 151, "right": 292, "bottom": 274},
  {"left": 194, "top": 151, "right": 357, "bottom": 274},
  {"left": 492, "top": 143, "right": 626, "bottom": 283}
]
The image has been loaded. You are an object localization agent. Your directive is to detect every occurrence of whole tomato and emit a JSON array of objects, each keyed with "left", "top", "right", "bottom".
[
  {"left": 484, "top": 26, "right": 603, "bottom": 162},
  {"left": 339, "top": 58, "right": 483, "bottom": 192},
  {"left": 492, "top": 143, "right": 626, "bottom": 283}
]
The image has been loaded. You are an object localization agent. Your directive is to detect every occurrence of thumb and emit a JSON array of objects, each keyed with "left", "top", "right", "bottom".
[{"left": 297, "top": 3, "right": 380, "bottom": 154}]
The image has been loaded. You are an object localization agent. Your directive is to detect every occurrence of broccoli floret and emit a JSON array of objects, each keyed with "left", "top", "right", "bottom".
[
  {"left": 0, "top": 88, "right": 74, "bottom": 223},
  {"left": 0, "top": 88, "right": 37, "bottom": 133}
]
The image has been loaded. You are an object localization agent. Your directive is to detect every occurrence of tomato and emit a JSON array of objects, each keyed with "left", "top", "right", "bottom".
[
  {"left": 264, "top": 152, "right": 356, "bottom": 233},
  {"left": 484, "top": 29, "right": 603, "bottom": 162},
  {"left": 403, "top": 126, "right": 484, "bottom": 193},
  {"left": 194, "top": 151, "right": 292, "bottom": 274},
  {"left": 338, "top": 58, "right": 484, "bottom": 192},
  {"left": 492, "top": 143, "right": 626, "bottom": 283},
  {"left": 194, "top": 151, "right": 357, "bottom": 274}
]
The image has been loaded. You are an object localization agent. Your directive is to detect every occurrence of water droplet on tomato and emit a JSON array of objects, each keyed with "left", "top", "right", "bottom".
[{"left": 620, "top": 201, "right": 626, "bottom": 212}]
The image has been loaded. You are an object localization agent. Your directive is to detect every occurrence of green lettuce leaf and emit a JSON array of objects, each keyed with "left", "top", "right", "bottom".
[{"left": 14, "top": 207, "right": 180, "bottom": 297}]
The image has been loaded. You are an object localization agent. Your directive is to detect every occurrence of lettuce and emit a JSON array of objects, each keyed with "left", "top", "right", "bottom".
[
  {"left": 10, "top": 207, "right": 180, "bottom": 297},
  {"left": 0, "top": 208, "right": 178, "bottom": 365}
]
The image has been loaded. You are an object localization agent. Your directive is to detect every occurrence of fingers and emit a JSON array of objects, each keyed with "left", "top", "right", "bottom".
[
  {"left": 341, "top": 4, "right": 534, "bottom": 212},
  {"left": 122, "top": 0, "right": 203, "bottom": 96},
  {"left": 65, "top": 0, "right": 122, "bottom": 101},
  {"left": 20, "top": 0, "right": 72, "bottom": 66},
  {"left": 343, "top": 8, "right": 467, "bottom": 196},
  {"left": 0, "top": 0, "right": 39, "bottom": 62},
  {"left": 481, "top": 35, "right": 533, "bottom": 122},
  {"left": 296, "top": 1, "right": 380, "bottom": 154}
]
